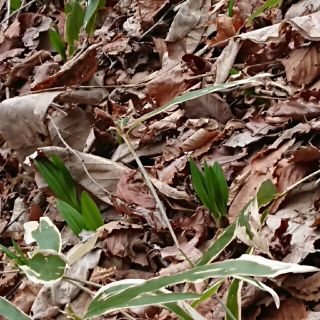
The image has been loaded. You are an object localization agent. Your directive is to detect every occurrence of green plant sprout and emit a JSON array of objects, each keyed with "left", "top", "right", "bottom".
[
  {"left": 34, "top": 155, "right": 104, "bottom": 235},
  {"left": 189, "top": 158, "right": 228, "bottom": 228}
]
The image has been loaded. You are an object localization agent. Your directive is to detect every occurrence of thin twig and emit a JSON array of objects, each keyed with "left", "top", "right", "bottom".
[
  {"left": 280, "top": 168, "right": 320, "bottom": 196},
  {"left": 1, "top": 0, "right": 37, "bottom": 26},
  {"left": 63, "top": 275, "right": 102, "bottom": 289},
  {"left": 27, "top": 82, "right": 147, "bottom": 95},
  {"left": 47, "top": 116, "right": 112, "bottom": 198},
  {"left": 0, "top": 270, "right": 19, "bottom": 274},
  {"left": 122, "top": 134, "right": 194, "bottom": 267},
  {"left": 63, "top": 278, "right": 95, "bottom": 296}
]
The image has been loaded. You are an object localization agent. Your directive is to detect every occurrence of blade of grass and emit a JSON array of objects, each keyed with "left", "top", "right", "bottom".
[{"left": 80, "top": 191, "right": 104, "bottom": 230}]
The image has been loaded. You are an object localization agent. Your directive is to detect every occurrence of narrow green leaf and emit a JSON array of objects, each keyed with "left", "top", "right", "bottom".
[
  {"left": 49, "top": 29, "right": 67, "bottom": 61},
  {"left": 257, "top": 180, "right": 277, "bottom": 208},
  {"left": 130, "top": 74, "right": 270, "bottom": 129},
  {"left": 197, "top": 223, "right": 236, "bottom": 266},
  {"left": 86, "top": 255, "right": 318, "bottom": 318},
  {"left": 57, "top": 200, "right": 85, "bottom": 235},
  {"left": 84, "top": 0, "right": 105, "bottom": 34},
  {"left": 189, "top": 159, "right": 214, "bottom": 215},
  {"left": 164, "top": 303, "right": 194, "bottom": 320},
  {"left": 212, "top": 162, "right": 229, "bottom": 215},
  {"left": 0, "top": 297, "right": 31, "bottom": 320},
  {"left": 0, "top": 244, "right": 21, "bottom": 264},
  {"left": 12, "top": 240, "right": 27, "bottom": 265},
  {"left": 248, "top": 0, "right": 281, "bottom": 23},
  {"left": 65, "top": 0, "right": 85, "bottom": 56},
  {"left": 228, "top": 0, "right": 233, "bottom": 17},
  {"left": 192, "top": 279, "right": 224, "bottom": 308},
  {"left": 80, "top": 191, "right": 104, "bottom": 231},
  {"left": 226, "top": 278, "right": 242, "bottom": 320}
]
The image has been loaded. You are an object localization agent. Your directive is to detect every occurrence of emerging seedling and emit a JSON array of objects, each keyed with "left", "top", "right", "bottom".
[
  {"left": 34, "top": 155, "right": 104, "bottom": 235},
  {"left": 189, "top": 158, "right": 229, "bottom": 228}
]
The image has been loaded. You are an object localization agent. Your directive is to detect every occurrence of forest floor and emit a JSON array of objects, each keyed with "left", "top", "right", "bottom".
[{"left": 1, "top": 0, "right": 320, "bottom": 319}]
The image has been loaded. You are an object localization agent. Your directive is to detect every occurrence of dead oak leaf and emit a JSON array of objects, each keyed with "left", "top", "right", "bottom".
[
  {"left": 282, "top": 46, "right": 320, "bottom": 86},
  {"left": 31, "top": 46, "right": 98, "bottom": 91}
]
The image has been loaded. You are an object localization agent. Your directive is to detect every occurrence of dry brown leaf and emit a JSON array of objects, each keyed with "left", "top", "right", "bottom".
[
  {"left": 0, "top": 91, "right": 62, "bottom": 161},
  {"left": 183, "top": 93, "right": 232, "bottom": 124},
  {"left": 259, "top": 299, "right": 307, "bottom": 320},
  {"left": 181, "top": 129, "right": 220, "bottom": 152},
  {"left": 147, "top": 64, "right": 187, "bottom": 106},
  {"left": 99, "top": 221, "right": 149, "bottom": 266},
  {"left": 11, "top": 280, "right": 42, "bottom": 315},
  {"left": 267, "top": 97, "right": 320, "bottom": 120},
  {"left": 214, "top": 39, "right": 241, "bottom": 84},
  {"left": 266, "top": 183, "right": 320, "bottom": 264},
  {"left": 285, "top": 0, "right": 320, "bottom": 19},
  {"left": 282, "top": 46, "right": 320, "bottom": 85},
  {"left": 5, "top": 50, "right": 51, "bottom": 86},
  {"left": 116, "top": 171, "right": 156, "bottom": 210},
  {"left": 32, "top": 46, "right": 98, "bottom": 91},
  {"left": 238, "top": 11, "right": 320, "bottom": 43}
]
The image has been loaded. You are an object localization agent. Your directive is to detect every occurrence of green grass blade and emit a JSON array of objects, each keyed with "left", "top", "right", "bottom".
[
  {"left": 49, "top": 29, "right": 67, "bottom": 61},
  {"left": 0, "top": 297, "right": 31, "bottom": 320},
  {"left": 248, "top": 0, "right": 281, "bottom": 23},
  {"left": 191, "top": 279, "right": 224, "bottom": 308},
  {"left": 226, "top": 278, "right": 242, "bottom": 320},
  {"left": 80, "top": 191, "right": 104, "bottom": 230},
  {"left": 0, "top": 244, "right": 21, "bottom": 264},
  {"left": 56, "top": 200, "right": 85, "bottom": 235},
  {"left": 129, "top": 74, "right": 270, "bottom": 130},
  {"left": 212, "top": 163, "right": 228, "bottom": 216},
  {"left": 196, "top": 223, "right": 236, "bottom": 266},
  {"left": 65, "top": 0, "right": 84, "bottom": 56},
  {"left": 189, "top": 159, "right": 212, "bottom": 212}
]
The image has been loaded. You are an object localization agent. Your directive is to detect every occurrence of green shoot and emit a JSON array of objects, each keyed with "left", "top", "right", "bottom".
[
  {"left": 189, "top": 159, "right": 228, "bottom": 228},
  {"left": 34, "top": 155, "right": 104, "bottom": 235}
]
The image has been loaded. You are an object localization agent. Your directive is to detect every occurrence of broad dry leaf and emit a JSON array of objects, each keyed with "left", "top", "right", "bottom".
[
  {"left": 183, "top": 93, "right": 233, "bottom": 124},
  {"left": 267, "top": 97, "right": 320, "bottom": 120},
  {"left": 214, "top": 39, "right": 241, "bottom": 84},
  {"left": 266, "top": 184, "right": 320, "bottom": 264},
  {"left": 282, "top": 46, "right": 320, "bottom": 85},
  {"left": 5, "top": 50, "right": 51, "bottom": 86},
  {"left": 32, "top": 46, "right": 98, "bottom": 91},
  {"left": 0, "top": 91, "right": 62, "bottom": 161},
  {"left": 259, "top": 298, "right": 307, "bottom": 320},
  {"left": 238, "top": 11, "right": 320, "bottom": 43},
  {"left": 285, "top": 0, "right": 320, "bottom": 19}
]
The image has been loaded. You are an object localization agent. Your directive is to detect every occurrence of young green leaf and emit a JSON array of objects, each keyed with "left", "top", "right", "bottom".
[
  {"left": 0, "top": 244, "right": 22, "bottom": 264},
  {"left": 84, "top": 0, "right": 105, "bottom": 34},
  {"left": 197, "top": 223, "right": 236, "bottom": 266},
  {"left": 226, "top": 278, "right": 242, "bottom": 320},
  {"left": 30, "top": 217, "right": 62, "bottom": 253},
  {"left": 257, "top": 179, "right": 277, "bottom": 208},
  {"left": 80, "top": 191, "right": 104, "bottom": 230},
  {"left": 34, "top": 156, "right": 79, "bottom": 210},
  {"left": 0, "top": 297, "right": 31, "bottom": 320},
  {"left": 49, "top": 29, "right": 67, "bottom": 61},
  {"left": 248, "top": 0, "right": 281, "bottom": 23},
  {"left": 65, "top": 0, "right": 85, "bottom": 56},
  {"left": 20, "top": 251, "right": 66, "bottom": 284},
  {"left": 10, "top": 0, "right": 21, "bottom": 11},
  {"left": 57, "top": 200, "right": 85, "bottom": 235}
]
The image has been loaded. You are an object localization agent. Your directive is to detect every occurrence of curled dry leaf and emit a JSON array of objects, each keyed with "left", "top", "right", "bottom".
[
  {"left": 267, "top": 97, "right": 320, "bottom": 120},
  {"left": 32, "top": 46, "right": 99, "bottom": 91}
]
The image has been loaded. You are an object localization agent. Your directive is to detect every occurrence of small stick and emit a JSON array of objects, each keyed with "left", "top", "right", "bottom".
[{"left": 1, "top": 0, "right": 37, "bottom": 26}]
